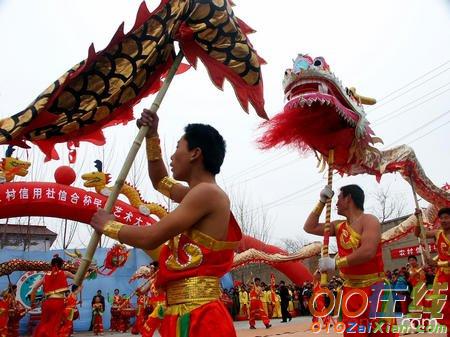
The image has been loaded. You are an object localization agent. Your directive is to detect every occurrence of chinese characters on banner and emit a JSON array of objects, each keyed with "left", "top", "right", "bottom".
[
  {"left": 0, "top": 182, "right": 156, "bottom": 227},
  {"left": 390, "top": 243, "right": 437, "bottom": 259}
]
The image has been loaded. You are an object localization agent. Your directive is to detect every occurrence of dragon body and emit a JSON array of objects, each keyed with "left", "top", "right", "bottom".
[
  {"left": 81, "top": 160, "right": 167, "bottom": 219},
  {"left": 0, "top": 257, "right": 97, "bottom": 278},
  {"left": 233, "top": 202, "right": 440, "bottom": 267},
  {"left": 0, "top": 0, "right": 266, "bottom": 161}
]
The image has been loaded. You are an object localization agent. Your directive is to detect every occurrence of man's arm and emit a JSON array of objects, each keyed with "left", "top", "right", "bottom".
[
  {"left": 138, "top": 109, "right": 189, "bottom": 203},
  {"left": 303, "top": 186, "right": 336, "bottom": 236},
  {"left": 414, "top": 224, "right": 436, "bottom": 239},
  {"left": 30, "top": 278, "right": 44, "bottom": 306},
  {"left": 91, "top": 183, "right": 222, "bottom": 250},
  {"left": 64, "top": 271, "right": 75, "bottom": 279},
  {"left": 304, "top": 214, "right": 339, "bottom": 237},
  {"left": 340, "top": 215, "right": 380, "bottom": 267}
]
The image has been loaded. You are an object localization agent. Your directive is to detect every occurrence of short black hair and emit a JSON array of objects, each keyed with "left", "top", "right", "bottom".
[
  {"left": 51, "top": 255, "right": 64, "bottom": 269},
  {"left": 340, "top": 184, "right": 365, "bottom": 210},
  {"left": 438, "top": 208, "right": 450, "bottom": 217},
  {"left": 408, "top": 255, "right": 417, "bottom": 261},
  {"left": 114, "top": 288, "right": 119, "bottom": 292},
  {"left": 184, "top": 124, "right": 226, "bottom": 175},
  {"left": 280, "top": 280, "right": 285, "bottom": 285},
  {"left": 150, "top": 261, "right": 159, "bottom": 269},
  {"left": 97, "top": 290, "right": 102, "bottom": 294},
  {"left": 254, "top": 277, "right": 261, "bottom": 282}
]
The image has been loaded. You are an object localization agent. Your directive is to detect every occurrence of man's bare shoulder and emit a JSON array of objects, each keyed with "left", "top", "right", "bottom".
[
  {"left": 185, "top": 182, "right": 229, "bottom": 203},
  {"left": 362, "top": 213, "right": 380, "bottom": 224}
]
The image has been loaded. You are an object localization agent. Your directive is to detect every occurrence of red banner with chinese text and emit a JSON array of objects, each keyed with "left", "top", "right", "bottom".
[{"left": 390, "top": 243, "right": 437, "bottom": 259}]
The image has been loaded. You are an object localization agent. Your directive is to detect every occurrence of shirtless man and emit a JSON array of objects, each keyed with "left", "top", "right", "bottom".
[
  {"left": 90, "top": 109, "right": 241, "bottom": 337},
  {"left": 304, "top": 184, "right": 398, "bottom": 337}
]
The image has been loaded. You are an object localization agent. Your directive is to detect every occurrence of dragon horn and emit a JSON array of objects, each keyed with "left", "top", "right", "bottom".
[
  {"left": 64, "top": 250, "right": 78, "bottom": 259},
  {"left": 74, "top": 249, "right": 82, "bottom": 258},
  {"left": 5, "top": 145, "right": 15, "bottom": 157},
  {"left": 348, "top": 87, "right": 377, "bottom": 106},
  {"left": 94, "top": 160, "right": 103, "bottom": 172}
]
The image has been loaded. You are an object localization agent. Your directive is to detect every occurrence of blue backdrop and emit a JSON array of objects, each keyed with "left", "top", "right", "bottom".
[{"left": 0, "top": 248, "right": 233, "bottom": 332}]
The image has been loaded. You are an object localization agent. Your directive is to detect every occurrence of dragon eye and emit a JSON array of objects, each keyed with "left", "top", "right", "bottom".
[{"left": 314, "top": 59, "right": 322, "bottom": 67}]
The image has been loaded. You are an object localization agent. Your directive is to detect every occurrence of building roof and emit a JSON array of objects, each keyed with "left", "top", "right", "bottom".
[{"left": 0, "top": 223, "right": 57, "bottom": 237}]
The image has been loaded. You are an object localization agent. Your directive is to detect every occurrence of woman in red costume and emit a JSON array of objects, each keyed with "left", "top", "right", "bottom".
[
  {"left": 92, "top": 296, "right": 104, "bottom": 335},
  {"left": 6, "top": 285, "right": 26, "bottom": 337},
  {"left": 91, "top": 110, "right": 242, "bottom": 337},
  {"left": 140, "top": 262, "right": 165, "bottom": 337},
  {"left": 305, "top": 184, "right": 398, "bottom": 337},
  {"left": 417, "top": 207, "right": 450, "bottom": 337},
  {"left": 109, "top": 288, "right": 122, "bottom": 331},
  {"left": 59, "top": 285, "right": 81, "bottom": 337},
  {"left": 248, "top": 278, "right": 271, "bottom": 329},
  {"left": 131, "top": 292, "right": 148, "bottom": 334},
  {"left": 30, "top": 255, "right": 74, "bottom": 337}
]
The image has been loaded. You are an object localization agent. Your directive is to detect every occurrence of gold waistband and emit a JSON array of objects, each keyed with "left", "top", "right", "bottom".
[
  {"left": 46, "top": 293, "right": 65, "bottom": 299},
  {"left": 166, "top": 276, "right": 221, "bottom": 306},
  {"left": 438, "top": 266, "right": 450, "bottom": 274},
  {"left": 45, "top": 287, "right": 68, "bottom": 297},
  {"left": 340, "top": 271, "right": 385, "bottom": 288}
]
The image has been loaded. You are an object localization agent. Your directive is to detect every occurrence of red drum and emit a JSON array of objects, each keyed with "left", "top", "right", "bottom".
[
  {"left": 111, "top": 307, "right": 120, "bottom": 317},
  {"left": 121, "top": 308, "right": 136, "bottom": 319}
]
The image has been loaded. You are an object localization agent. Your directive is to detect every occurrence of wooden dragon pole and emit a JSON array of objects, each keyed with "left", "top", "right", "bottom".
[
  {"left": 74, "top": 51, "right": 184, "bottom": 286},
  {"left": 321, "top": 149, "right": 334, "bottom": 287}
]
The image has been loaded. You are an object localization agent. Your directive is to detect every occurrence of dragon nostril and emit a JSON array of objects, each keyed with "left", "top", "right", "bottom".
[{"left": 314, "top": 59, "right": 322, "bottom": 67}]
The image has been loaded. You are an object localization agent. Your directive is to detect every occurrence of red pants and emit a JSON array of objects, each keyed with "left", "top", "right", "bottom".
[
  {"left": 110, "top": 309, "right": 120, "bottom": 331},
  {"left": 58, "top": 320, "right": 73, "bottom": 337},
  {"left": 249, "top": 300, "right": 270, "bottom": 327},
  {"left": 131, "top": 310, "right": 146, "bottom": 335},
  {"left": 93, "top": 314, "right": 104, "bottom": 335},
  {"left": 33, "top": 298, "right": 66, "bottom": 337},
  {"left": 160, "top": 300, "right": 236, "bottom": 337},
  {"left": 341, "top": 284, "right": 399, "bottom": 337}
]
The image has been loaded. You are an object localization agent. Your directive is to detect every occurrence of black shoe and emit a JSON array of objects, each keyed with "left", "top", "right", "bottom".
[
  {"left": 250, "top": 326, "right": 256, "bottom": 329},
  {"left": 281, "top": 320, "right": 287, "bottom": 323},
  {"left": 288, "top": 316, "right": 292, "bottom": 322},
  {"left": 265, "top": 324, "right": 272, "bottom": 329}
]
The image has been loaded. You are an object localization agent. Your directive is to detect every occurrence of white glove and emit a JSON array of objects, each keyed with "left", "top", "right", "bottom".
[
  {"left": 318, "top": 256, "right": 336, "bottom": 272},
  {"left": 319, "top": 185, "right": 334, "bottom": 203}
]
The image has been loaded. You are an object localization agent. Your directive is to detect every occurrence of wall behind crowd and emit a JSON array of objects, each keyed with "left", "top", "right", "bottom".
[{"left": 0, "top": 248, "right": 234, "bottom": 333}]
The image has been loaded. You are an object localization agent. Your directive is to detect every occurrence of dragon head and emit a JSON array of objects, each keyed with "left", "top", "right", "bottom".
[
  {"left": 64, "top": 249, "right": 98, "bottom": 278},
  {"left": 276, "top": 54, "right": 382, "bottom": 166},
  {"left": 283, "top": 54, "right": 377, "bottom": 139},
  {"left": 0, "top": 145, "right": 31, "bottom": 181},
  {"left": 129, "top": 265, "right": 152, "bottom": 283},
  {"left": 81, "top": 160, "right": 111, "bottom": 188}
]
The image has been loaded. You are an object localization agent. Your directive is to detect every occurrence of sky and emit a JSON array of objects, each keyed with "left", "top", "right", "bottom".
[{"left": 0, "top": 0, "right": 449, "bottom": 250}]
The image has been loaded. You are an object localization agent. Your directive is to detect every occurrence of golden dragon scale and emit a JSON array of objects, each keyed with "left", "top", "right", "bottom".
[{"left": 0, "top": 0, "right": 266, "bottom": 161}]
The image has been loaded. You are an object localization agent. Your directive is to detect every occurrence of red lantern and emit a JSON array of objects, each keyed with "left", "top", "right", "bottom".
[{"left": 54, "top": 166, "right": 76, "bottom": 186}]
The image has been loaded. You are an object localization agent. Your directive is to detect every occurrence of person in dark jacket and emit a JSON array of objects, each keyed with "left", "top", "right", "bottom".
[{"left": 279, "top": 281, "right": 292, "bottom": 323}]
